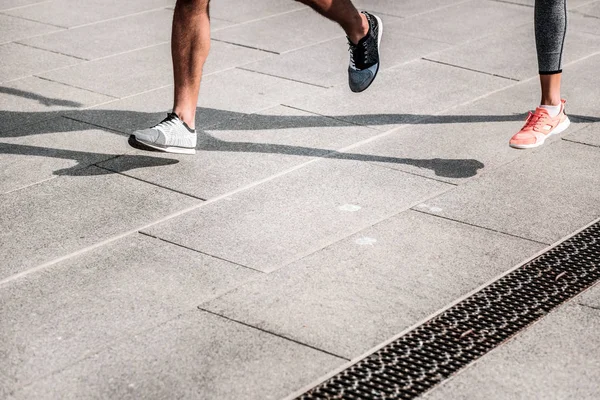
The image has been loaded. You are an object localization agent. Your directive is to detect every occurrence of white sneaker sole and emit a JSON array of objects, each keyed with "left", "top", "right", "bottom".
[
  {"left": 135, "top": 138, "right": 196, "bottom": 155},
  {"left": 510, "top": 116, "right": 571, "bottom": 149}
]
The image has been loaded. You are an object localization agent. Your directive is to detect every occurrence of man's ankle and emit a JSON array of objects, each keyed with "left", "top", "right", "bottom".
[
  {"left": 348, "top": 13, "right": 369, "bottom": 44},
  {"left": 172, "top": 109, "right": 196, "bottom": 130}
]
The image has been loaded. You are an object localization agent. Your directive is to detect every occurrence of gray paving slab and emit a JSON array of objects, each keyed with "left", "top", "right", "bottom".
[
  {"left": 11, "top": 310, "right": 344, "bottom": 400},
  {"left": 426, "top": 24, "right": 600, "bottom": 80},
  {"left": 203, "top": 210, "right": 544, "bottom": 358},
  {"left": 391, "top": 0, "right": 530, "bottom": 45},
  {"left": 285, "top": 59, "right": 511, "bottom": 132},
  {"left": 72, "top": 68, "right": 327, "bottom": 134},
  {"left": 419, "top": 140, "right": 600, "bottom": 244},
  {"left": 560, "top": 54, "right": 600, "bottom": 118},
  {"left": 144, "top": 159, "right": 450, "bottom": 271},
  {"left": 0, "top": 14, "right": 60, "bottom": 44},
  {"left": 575, "top": 0, "right": 600, "bottom": 16},
  {"left": 570, "top": 10, "right": 600, "bottom": 36},
  {"left": 0, "top": 77, "right": 113, "bottom": 133},
  {"left": 18, "top": 8, "right": 173, "bottom": 60},
  {"left": 354, "top": 0, "right": 468, "bottom": 17},
  {"left": 565, "top": 122, "right": 600, "bottom": 147},
  {"left": 0, "top": 0, "right": 45, "bottom": 11},
  {"left": 0, "top": 42, "right": 81, "bottom": 83},
  {"left": 3, "top": 0, "right": 174, "bottom": 28},
  {"left": 38, "top": 40, "right": 270, "bottom": 98},
  {"left": 352, "top": 80, "right": 592, "bottom": 184},
  {"left": 242, "top": 20, "right": 450, "bottom": 88},
  {"left": 422, "top": 303, "right": 600, "bottom": 400},
  {"left": 577, "top": 283, "right": 600, "bottom": 309},
  {"left": 212, "top": 8, "right": 365, "bottom": 54},
  {"left": 0, "top": 234, "right": 258, "bottom": 388},
  {"left": 0, "top": 165, "right": 199, "bottom": 280},
  {"left": 210, "top": 0, "right": 305, "bottom": 23},
  {"left": 99, "top": 105, "right": 380, "bottom": 199},
  {"left": 0, "top": 117, "right": 131, "bottom": 194}
]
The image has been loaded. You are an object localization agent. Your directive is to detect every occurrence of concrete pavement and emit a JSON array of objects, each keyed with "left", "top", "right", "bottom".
[{"left": 1, "top": 0, "right": 599, "bottom": 399}]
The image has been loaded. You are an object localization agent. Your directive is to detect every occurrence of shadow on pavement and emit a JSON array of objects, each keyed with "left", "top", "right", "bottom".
[{"left": 3, "top": 104, "right": 597, "bottom": 179}]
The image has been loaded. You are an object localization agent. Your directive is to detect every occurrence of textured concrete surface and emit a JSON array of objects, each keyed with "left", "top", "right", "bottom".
[
  {"left": 1, "top": 235, "right": 258, "bottom": 386},
  {"left": 12, "top": 311, "right": 344, "bottom": 400},
  {"left": 203, "top": 210, "right": 544, "bottom": 358},
  {"left": 1, "top": 0, "right": 599, "bottom": 399},
  {"left": 422, "top": 303, "right": 600, "bottom": 400}
]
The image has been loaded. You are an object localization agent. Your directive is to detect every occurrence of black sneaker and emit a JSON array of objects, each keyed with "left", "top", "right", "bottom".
[{"left": 348, "top": 11, "right": 383, "bottom": 93}]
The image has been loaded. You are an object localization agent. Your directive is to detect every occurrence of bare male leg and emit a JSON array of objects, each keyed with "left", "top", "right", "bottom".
[{"left": 133, "top": 0, "right": 383, "bottom": 154}]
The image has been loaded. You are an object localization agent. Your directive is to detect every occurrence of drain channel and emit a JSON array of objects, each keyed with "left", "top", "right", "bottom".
[{"left": 297, "top": 221, "right": 600, "bottom": 400}]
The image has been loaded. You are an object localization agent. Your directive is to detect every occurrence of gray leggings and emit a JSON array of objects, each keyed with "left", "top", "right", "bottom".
[{"left": 535, "top": 0, "right": 568, "bottom": 74}]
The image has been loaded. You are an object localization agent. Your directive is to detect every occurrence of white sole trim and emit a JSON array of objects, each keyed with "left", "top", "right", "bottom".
[
  {"left": 136, "top": 139, "right": 196, "bottom": 155},
  {"left": 510, "top": 116, "right": 570, "bottom": 149}
]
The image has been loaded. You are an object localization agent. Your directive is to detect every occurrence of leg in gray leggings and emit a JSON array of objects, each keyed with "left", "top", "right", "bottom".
[{"left": 535, "top": 0, "right": 568, "bottom": 74}]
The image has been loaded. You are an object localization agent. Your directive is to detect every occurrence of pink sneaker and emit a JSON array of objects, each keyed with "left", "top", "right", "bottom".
[{"left": 509, "top": 99, "right": 570, "bottom": 149}]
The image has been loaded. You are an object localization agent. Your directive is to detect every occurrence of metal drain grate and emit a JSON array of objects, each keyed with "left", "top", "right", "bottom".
[{"left": 298, "top": 221, "right": 600, "bottom": 400}]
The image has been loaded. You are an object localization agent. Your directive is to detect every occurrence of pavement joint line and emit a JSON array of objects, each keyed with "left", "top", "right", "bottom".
[
  {"left": 0, "top": 10, "right": 67, "bottom": 29},
  {"left": 412, "top": 208, "right": 551, "bottom": 246},
  {"left": 93, "top": 164, "right": 208, "bottom": 201},
  {"left": 60, "top": 115, "right": 130, "bottom": 136},
  {"left": 197, "top": 308, "right": 351, "bottom": 361},
  {"left": 578, "top": 303, "right": 600, "bottom": 311},
  {"left": 236, "top": 67, "right": 330, "bottom": 89},
  {"left": 210, "top": 38, "right": 280, "bottom": 54},
  {"left": 422, "top": 57, "right": 521, "bottom": 81},
  {"left": 13, "top": 41, "right": 89, "bottom": 61},
  {"left": 4, "top": 47, "right": 599, "bottom": 288},
  {"left": 34, "top": 75, "right": 119, "bottom": 99},
  {"left": 212, "top": 5, "right": 309, "bottom": 28},
  {"left": 0, "top": 0, "right": 52, "bottom": 13},
  {"left": 137, "top": 231, "right": 262, "bottom": 272},
  {"left": 366, "top": 161, "right": 461, "bottom": 186},
  {"left": 0, "top": 175, "right": 57, "bottom": 196},
  {"left": 284, "top": 215, "right": 600, "bottom": 400},
  {"left": 489, "top": 0, "right": 533, "bottom": 8},
  {"left": 64, "top": 6, "right": 174, "bottom": 31},
  {"left": 562, "top": 138, "right": 600, "bottom": 149}
]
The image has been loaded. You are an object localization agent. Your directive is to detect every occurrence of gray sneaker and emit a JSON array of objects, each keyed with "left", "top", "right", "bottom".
[
  {"left": 133, "top": 113, "right": 197, "bottom": 154},
  {"left": 348, "top": 12, "right": 383, "bottom": 93}
]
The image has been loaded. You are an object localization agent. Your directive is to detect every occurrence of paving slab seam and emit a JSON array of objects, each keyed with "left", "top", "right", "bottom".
[
  {"left": 421, "top": 58, "right": 520, "bottom": 81},
  {"left": 213, "top": 6, "right": 310, "bottom": 28},
  {"left": 366, "top": 162, "right": 461, "bottom": 186},
  {"left": 377, "top": 0, "right": 472, "bottom": 20},
  {"left": 572, "top": 10, "right": 600, "bottom": 20},
  {"left": 411, "top": 208, "right": 551, "bottom": 245},
  {"left": 562, "top": 137, "right": 600, "bottom": 149},
  {"left": 198, "top": 308, "right": 350, "bottom": 361},
  {"left": 284, "top": 216, "right": 600, "bottom": 400},
  {"left": 13, "top": 41, "right": 89, "bottom": 61},
  {"left": 137, "top": 231, "right": 262, "bottom": 272},
  {"left": 0, "top": 0, "right": 51, "bottom": 13},
  {"left": 0, "top": 175, "right": 57, "bottom": 196},
  {"left": 236, "top": 67, "right": 330, "bottom": 88},
  {"left": 0, "top": 28, "right": 65, "bottom": 46},
  {"left": 210, "top": 38, "right": 280, "bottom": 55},
  {"left": 34, "top": 75, "right": 120, "bottom": 98},
  {"left": 93, "top": 164, "right": 208, "bottom": 201},
  {"left": 489, "top": 0, "right": 533, "bottom": 8},
  {"left": 0, "top": 11, "right": 66, "bottom": 29},
  {"left": 59, "top": 6, "right": 175, "bottom": 31}
]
